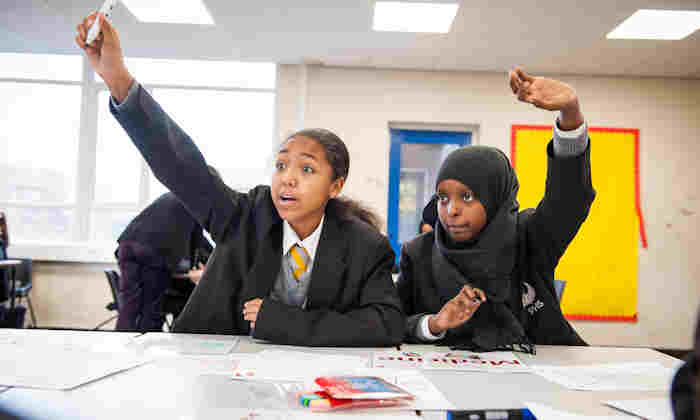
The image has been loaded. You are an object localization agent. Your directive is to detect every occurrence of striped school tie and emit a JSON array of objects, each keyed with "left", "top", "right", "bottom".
[{"left": 289, "top": 244, "right": 310, "bottom": 282}]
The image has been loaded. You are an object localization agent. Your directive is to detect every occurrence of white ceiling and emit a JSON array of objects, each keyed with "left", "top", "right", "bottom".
[{"left": 2, "top": 0, "right": 700, "bottom": 78}]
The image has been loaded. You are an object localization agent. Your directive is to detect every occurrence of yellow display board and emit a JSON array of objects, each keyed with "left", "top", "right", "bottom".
[{"left": 511, "top": 125, "right": 646, "bottom": 322}]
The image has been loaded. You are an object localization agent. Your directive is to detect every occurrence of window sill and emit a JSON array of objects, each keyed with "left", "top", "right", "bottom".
[{"left": 7, "top": 241, "right": 116, "bottom": 263}]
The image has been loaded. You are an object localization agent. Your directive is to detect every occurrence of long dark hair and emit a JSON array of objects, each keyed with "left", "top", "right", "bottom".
[{"left": 285, "top": 129, "right": 382, "bottom": 232}]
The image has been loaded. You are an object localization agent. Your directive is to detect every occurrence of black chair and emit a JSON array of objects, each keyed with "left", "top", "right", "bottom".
[
  {"left": 160, "top": 276, "right": 194, "bottom": 331},
  {"left": 95, "top": 269, "right": 120, "bottom": 330},
  {"left": 8, "top": 259, "right": 36, "bottom": 328}
]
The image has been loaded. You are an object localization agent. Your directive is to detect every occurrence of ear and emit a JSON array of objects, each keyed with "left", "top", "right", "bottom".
[{"left": 329, "top": 176, "right": 345, "bottom": 199}]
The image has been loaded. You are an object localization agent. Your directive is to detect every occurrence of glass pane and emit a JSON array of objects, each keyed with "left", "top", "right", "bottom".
[
  {"left": 148, "top": 88, "right": 276, "bottom": 200},
  {"left": 94, "top": 91, "right": 143, "bottom": 204},
  {"left": 96, "top": 58, "right": 276, "bottom": 89},
  {"left": 90, "top": 209, "right": 138, "bottom": 243},
  {"left": 4, "top": 206, "right": 75, "bottom": 242},
  {"left": 0, "top": 82, "right": 81, "bottom": 204},
  {"left": 398, "top": 142, "right": 460, "bottom": 243},
  {"left": 0, "top": 53, "right": 82, "bottom": 81},
  {"left": 398, "top": 171, "right": 423, "bottom": 243}
]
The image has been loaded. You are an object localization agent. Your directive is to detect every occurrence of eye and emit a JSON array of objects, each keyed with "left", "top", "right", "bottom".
[
  {"left": 302, "top": 166, "right": 314, "bottom": 174},
  {"left": 462, "top": 192, "right": 474, "bottom": 202},
  {"left": 275, "top": 161, "right": 286, "bottom": 171},
  {"left": 437, "top": 194, "right": 448, "bottom": 204}
]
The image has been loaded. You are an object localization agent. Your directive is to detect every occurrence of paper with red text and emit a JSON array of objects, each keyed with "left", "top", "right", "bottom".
[{"left": 373, "top": 350, "right": 530, "bottom": 373}]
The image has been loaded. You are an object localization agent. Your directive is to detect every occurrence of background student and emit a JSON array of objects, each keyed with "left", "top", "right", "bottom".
[
  {"left": 115, "top": 192, "right": 213, "bottom": 332},
  {"left": 419, "top": 196, "right": 438, "bottom": 234},
  {"left": 396, "top": 68, "right": 593, "bottom": 351},
  {"left": 75, "top": 12, "right": 404, "bottom": 347}
]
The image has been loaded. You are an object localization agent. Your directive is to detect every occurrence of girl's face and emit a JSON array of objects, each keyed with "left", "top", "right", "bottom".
[
  {"left": 271, "top": 136, "right": 343, "bottom": 238},
  {"left": 436, "top": 179, "right": 487, "bottom": 242}
]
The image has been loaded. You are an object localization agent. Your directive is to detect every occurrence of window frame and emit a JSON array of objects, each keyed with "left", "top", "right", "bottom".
[{"left": 1, "top": 56, "right": 278, "bottom": 262}]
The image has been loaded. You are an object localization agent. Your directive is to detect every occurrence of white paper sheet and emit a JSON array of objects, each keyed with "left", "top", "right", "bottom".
[
  {"left": 531, "top": 362, "right": 676, "bottom": 391},
  {"left": 195, "top": 409, "right": 419, "bottom": 419},
  {"left": 130, "top": 332, "right": 239, "bottom": 355},
  {"left": 152, "top": 355, "right": 242, "bottom": 375},
  {"left": 0, "top": 329, "right": 138, "bottom": 353},
  {"left": 373, "top": 350, "right": 530, "bottom": 373},
  {"left": 524, "top": 402, "right": 630, "bottom": 420},
  {"left": 231, "top": 350, "right": 369, "bottom": 382},
  {"left": 605, "top": 398, "right": 673, "bottom": 420},
  {"left": 0, "top": 347, "right": 148, "bottom": 390}
]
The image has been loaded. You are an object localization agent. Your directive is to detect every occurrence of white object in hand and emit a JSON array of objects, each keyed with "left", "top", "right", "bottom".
[{"left": 85, "top": 0, "right": 118, "bottom": 46}]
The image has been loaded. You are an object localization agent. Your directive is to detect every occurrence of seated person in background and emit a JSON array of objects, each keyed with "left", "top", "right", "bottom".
[
  {"left": 396, "top": 68, "right": 593, "bottom": 351},
  {"left": 115, "top": 192, "right": 212, "bottom": 332},
  {"left": 75, "top": 13, "right": 404, "bottom": 346},
  {"left": 419, "top": 196, "right": 438, "bottom": 234},
  {"left": 671, "top": 307, "right": 699, "bottom": 420}
]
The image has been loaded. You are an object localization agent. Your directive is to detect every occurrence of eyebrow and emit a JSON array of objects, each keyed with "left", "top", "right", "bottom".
[{"left": 277, "top": 149, "right": 318, "bottom": 162}]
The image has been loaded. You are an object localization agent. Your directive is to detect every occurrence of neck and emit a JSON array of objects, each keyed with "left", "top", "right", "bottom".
[{"left": 290, "top": 211, "right": 324, "bottom": 240}]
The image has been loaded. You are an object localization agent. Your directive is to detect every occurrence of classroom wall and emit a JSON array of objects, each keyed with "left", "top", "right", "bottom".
[
  {"left": 277, "top": 64, "right": 700, "bottom": 349},
  {"left": 24, "top": 65, "right": 700, "bottom": 348}
]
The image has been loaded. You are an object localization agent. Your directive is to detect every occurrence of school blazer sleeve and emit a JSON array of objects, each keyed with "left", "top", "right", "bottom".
[
  {"left": 253, "top": 230, "right": 405, "bottom": 347},
  {"left": 528, "top": 140, "right": 596, "bottom": 270},
  {"left": 395, "top": 244, "right": 429, "bottom": 343},
  {"left": 109, "top": 85, "right": 239, "bottom": 243}
]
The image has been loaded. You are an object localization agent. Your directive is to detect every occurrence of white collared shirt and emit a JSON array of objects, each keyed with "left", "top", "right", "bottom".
[{"left": 282, "top": 215, "right": 325, "bottom": 266}]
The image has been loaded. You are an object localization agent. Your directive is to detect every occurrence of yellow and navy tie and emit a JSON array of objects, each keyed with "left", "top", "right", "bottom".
[{"left": 289, "top": 244, "right": 310, "bottom": 282}]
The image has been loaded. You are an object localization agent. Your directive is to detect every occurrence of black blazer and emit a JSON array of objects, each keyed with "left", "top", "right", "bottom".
[
  {"left": 397, "top": 141, "right": 595, "bottom": 346},
  {"left": 118, "top": 192, "right": 212, "bottom": 270},
  {"left": 110, "top": 85, "right": 404, "bottom": 347}
]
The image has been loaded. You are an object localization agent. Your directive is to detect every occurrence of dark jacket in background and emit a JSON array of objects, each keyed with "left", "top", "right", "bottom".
[
  {"left": 118, "top": 192, "right": 212, "bottom": 271},
  {"left": 115, "top": 192, "right": 212, "bottom": 332},
  {"left": 671, "top": 308, "right": 699, "bottom": 420},
  {"left": 397, "top": 141, "right": 594, "bottom": 347},
  {"left": 110, "top": 84, "right": 404, "bottom": 347}
]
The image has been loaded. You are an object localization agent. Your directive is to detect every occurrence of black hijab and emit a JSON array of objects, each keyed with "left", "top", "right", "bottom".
[{"left": 431, "top": 146, "right": 531, "bottom": 352}]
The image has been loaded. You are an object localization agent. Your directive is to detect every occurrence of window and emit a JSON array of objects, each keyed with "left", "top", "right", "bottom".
[{"left": 1, "top": 53, "right": 277, "bottom": 261}]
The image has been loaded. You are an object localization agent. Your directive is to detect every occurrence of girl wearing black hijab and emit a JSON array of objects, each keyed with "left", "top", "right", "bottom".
[{"left": 396, "top": 68, "right": 595, "bottom": 351}]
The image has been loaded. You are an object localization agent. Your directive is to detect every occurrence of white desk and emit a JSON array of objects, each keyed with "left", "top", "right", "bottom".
[{"left": 0, "top": 330, "right": 682, "bottom": 419}]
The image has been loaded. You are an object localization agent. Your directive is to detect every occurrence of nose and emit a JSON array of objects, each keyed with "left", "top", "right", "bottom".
[
  {"left": 447, "top": 200, "right": 461, "bottom": 217},
  {"left": 281, "top": 169, "right": 297, "bottom": 187}
]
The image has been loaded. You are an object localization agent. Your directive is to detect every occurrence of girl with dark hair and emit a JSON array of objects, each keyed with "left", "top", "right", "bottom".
[
  {"left": 397, "top": 68, "right": 594, "bottom": 352},
  {"left": 75, "top": 14, "right": 403, "bottom": 346}
]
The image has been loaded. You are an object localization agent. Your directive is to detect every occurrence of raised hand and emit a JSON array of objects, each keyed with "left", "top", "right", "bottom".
[
  {"left": 74, "top": 12, "right": 133, "bottom": 102},
  {"left": 429, "top": 285, "right": 486, "bottom": 335},
  {"left": 509, "top": 67, "right": 584, "bottom": 130}
]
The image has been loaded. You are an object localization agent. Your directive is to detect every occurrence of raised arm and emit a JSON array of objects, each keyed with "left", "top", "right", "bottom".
[
  {"left": 509, "top": 67, "right": 596, "bottom": 269},
  {"left": 75, "top": 13, "right": 237, "bottom": 241}
]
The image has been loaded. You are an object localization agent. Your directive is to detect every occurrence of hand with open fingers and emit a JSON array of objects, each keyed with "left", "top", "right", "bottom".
[
  {"left": 429, "top": 285, "right": 486, "bottom": 335},
  {"left": 508, "top": 67, "right": 579, "bottom": 112},
  {"left": 243, "top": 298, "right": 264, "bottom": 330},
  {"left": 74, "top": 11, "right": 132, "bottom": 101}
]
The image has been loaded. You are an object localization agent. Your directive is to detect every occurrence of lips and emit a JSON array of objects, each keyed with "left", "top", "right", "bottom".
[
  {"left": 277, "top": 192, "right": 298, "bottom": 208},
  {"left": 447, "top": 225, "right": 470, "bottom": 234}
]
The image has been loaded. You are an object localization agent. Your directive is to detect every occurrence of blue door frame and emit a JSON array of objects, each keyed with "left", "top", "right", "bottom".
[{"left": 387, "top": 129, "right": 471, "bottom": 262}]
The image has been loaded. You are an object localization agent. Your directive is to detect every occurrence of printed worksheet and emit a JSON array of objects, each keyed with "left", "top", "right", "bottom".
[
  {"left": 373, "top": 350, "right": 530, "bottom": 373},
  {"left": 130, "top": 332, "right": 239, "bottom": 355},
  {"left": 531, "top": 362, "right": 677, "bottom": 391},
  {"left": 231, "top": 350, "right": 369, "bottom": 382}
]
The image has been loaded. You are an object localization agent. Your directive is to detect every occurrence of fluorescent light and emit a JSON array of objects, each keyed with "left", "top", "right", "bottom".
[
  {"left": 373, "top": 2, "right": 458, "bottom": 33},
  {"left": 120, "top": 0, "right": 214, "bottom": 25},
  {"left": 607, "top": 9, "right": 700, "bottom": 40}
]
